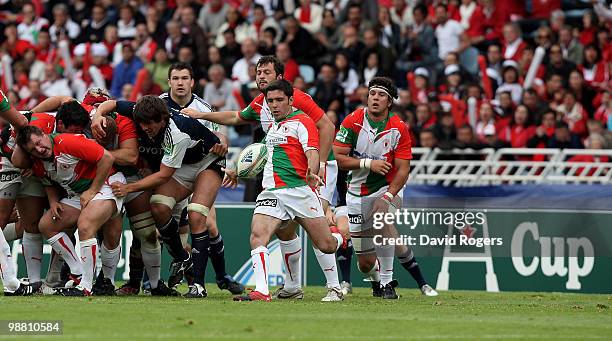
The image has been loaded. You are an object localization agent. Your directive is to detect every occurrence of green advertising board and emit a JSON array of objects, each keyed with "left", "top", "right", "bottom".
[{"left": 10, "top": 204, "right": 610, "bottom": 294}]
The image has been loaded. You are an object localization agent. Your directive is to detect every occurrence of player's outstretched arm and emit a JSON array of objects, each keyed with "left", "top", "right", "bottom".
[
  {"left": 0, "top": 91, "right": 28, "bottom": 129},
  {"left": 30, "top": 96, "right": 73, "bottom": 113},
  {"left": 180, "top": 108, "right": 246, "bottom": 126},
  {"left": 112, "top": 164, "right": 176, "bottom": 196}
]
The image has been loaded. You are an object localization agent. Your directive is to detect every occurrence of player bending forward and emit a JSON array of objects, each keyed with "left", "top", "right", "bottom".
[
  {"left": 16, "top": 127, "right": 125, "bottom": 296},
  {"left": 233, "top": 80, "right": 345, "bottom": 302},
  {"left": 333, "top": 77, "right": 437, "bottom": 299}
]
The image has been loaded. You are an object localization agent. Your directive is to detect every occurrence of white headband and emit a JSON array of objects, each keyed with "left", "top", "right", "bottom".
[{"left": 368, "top": 85, "right": 395, "bottom": 99}]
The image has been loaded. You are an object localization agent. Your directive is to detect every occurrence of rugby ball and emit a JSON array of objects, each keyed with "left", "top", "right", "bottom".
[{"left": 236, "top": 143, "right": 268, "bottom": 178}]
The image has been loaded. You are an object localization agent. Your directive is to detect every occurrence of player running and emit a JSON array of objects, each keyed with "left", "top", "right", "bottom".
[
  {"left": 109, "top": 95, "right": 226, "bottom": 298},
  {"left": 333, "top": 77, "right": 437, "bottom": 299},
  {"left": 181, "top": 56, "right": 345, "bottom": 301},
  {"left": 233, "top": 80, "right": 345, "bottom": 302}
]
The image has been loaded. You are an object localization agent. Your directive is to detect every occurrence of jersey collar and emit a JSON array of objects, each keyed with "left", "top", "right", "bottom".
[{"left": 166, "top": 93, "right": 194, "bottom": 111}]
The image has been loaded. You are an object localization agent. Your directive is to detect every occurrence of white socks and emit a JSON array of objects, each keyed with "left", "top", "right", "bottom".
[
  {"left": 0, "top": 231, "right": 19, "bottom": 291},
  {"left": 101, "top": 243, "right": 121, "bottom": 285},
  {"left": 360, "top": 258, "right": 380, "bottom": 282},
  {"left": 22, "top": 232, "right": 43, "bottom": 283},
  {"left": 279, "top": 237, "right": 301, "bottom": 290},
  {"left": 141, "top": 245, "right": 161, "bottom": 289},
  {"left": 376, "top": 244, "right": 395, "bottom": 286},
  {"left": 251, "top": 246, "right": 270, "bottom": 295},
  {"left": 48, "top": 232, "right": 83, "bottom": 277},
  {"left": 79, "top": 238, "right": 98, "bottom": 291},
  {"left": 313, "top": 247, "right": 340, "bottom": 289}
]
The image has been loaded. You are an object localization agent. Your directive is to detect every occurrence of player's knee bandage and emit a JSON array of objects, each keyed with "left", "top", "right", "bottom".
[
  {"left": 150, "top": 194, "right": 176, "bottom": 209},
  {"left": 187, "top": 203, "right": 210, "bottom": 217},
  {"left": 129, "top": 212, "right": 159, "bottom": 249},
  {"left": 351, "top": 234, "right": 375, "bottom": 255}
]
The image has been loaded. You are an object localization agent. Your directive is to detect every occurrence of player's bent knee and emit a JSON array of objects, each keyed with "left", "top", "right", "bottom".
[
  {"left": 78, "top": 224, "right": 97, "bottom": 240},
  {"left": 357, "top": 256, "right": 376, "bottom": 273},
  {"left": 130, "top": 212, "right": 159, "bottom": 249},
  {"left": 187, "top": 203, "right": 209, "bottom": 217},
  {"left": 316, "top": 238, "right": 337, "bottom": 254},
  {"left": 150, "top": 203, "right": 172, "bottom": 222},
  {"left": 150, "top": 194, "right": 176, "bottom": 210}
]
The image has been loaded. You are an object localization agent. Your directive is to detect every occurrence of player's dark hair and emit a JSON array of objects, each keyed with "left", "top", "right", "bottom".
[
  {"left": 368, "top": 76, "right": 398, "bottom": 100},
  {"left": 256, "top": 56, "right": 284, "bottom": 77},
  {"left": 263, "top": 79, "right": 293, "bottom": 98},
  {"left": 56, "top": 100, "right": 90, "bottom": 129},
  {"left": 133, "top": 95, "right": 170, "bottom": 123},
  {"left": 16, "top": 125, "right": 43, "bottom": 149},
  {"left": 168, "top": 62, "right": 194, "bottom": 80}
]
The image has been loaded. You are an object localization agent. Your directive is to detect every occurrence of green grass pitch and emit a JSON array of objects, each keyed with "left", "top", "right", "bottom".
[{"left": 0, "top": 286, "right": 610, "bottom": 340}]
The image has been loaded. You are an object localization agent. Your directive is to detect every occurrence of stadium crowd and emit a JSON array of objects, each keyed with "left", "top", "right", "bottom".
[{"left": 0, "top": 0, "right": 610, "bottom": 151}]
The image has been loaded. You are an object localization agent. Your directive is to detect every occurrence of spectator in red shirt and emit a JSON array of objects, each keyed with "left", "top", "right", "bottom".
[
  {"left": 594, "top": 90, "right": 611, "bottom": 128},
  {"left": 556, "top": 91, "right": 588, "bottom": 138},
  {"left": 531, "top": 0, "right": 561, "bottom": 19},
  {"left": 580, "top": 44, "right": 609, "bottom": 91},
  {"left": 475, "top": 101, "right": 497, "bottom": 142},
  {"left": 579, "top": 10, "right": 597, "bottom": 46},
  {"left": 276, "top": 43, "right": 300, "bottom": 83},
  {"left": 3, "top": 23, "right": 34, "bottom": 60},
  {"left": 502, "top": 22, "right": 526, "bottom": 62},
  {"left": 413, "top": 103, "right": 437, "bottom": 137},
  {"left": 500, "top": 104, "right": 536, "bottom": 148},
  {"left": 35, "top": 28, "right": 53, "bottom": 62},
  {"left": 410, "top": 67, "right": 433, "bottom": 105}
]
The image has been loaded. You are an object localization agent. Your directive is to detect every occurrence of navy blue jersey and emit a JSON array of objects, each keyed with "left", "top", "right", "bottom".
[{"left": 114, "top": 100, "right": 220, "bottom": 171}]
